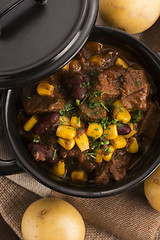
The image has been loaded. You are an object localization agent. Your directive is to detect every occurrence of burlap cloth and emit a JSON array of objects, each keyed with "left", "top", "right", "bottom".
[{"left": 0, "top": 15, "right": 160, "bottom": 240}]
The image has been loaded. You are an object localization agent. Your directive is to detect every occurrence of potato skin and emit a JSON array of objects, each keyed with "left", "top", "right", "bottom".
[
  {"left": 144, "top": 166, "right": 160, "bottom": 211},
  {"left": 99, "top": 0, "right": 160, "bottom": 34},
  {"left": 21, "top": 198, "right": 85, "bottom": 240}
]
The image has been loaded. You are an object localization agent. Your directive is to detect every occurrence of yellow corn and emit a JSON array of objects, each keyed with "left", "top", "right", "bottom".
[
  {"left": 52, "top": 160, "right": 65, "bottom": 177},
  {"left": 86, "top": 123, "right": 103, "bottom": 139},
  {"left": 75, "top": 132, "right": 89, "bottom": 152},
  {"left": 69, "top": 59, "right": 81, "bottom": 71},
  {"left": 57, "top": 138, "right": 75, "bottom": 150},
  {"left": 85, "top": 42, "right": 102, "bottom": 52},
  {"left": 90, "top": 55, "right": 103, "bottom": 67},
  {"left": 62, "top": 62, "right": 70, "bottom": 70},
  {"left": 59, "top": 116, "right": 70, "bottom": 126},
  {"left": 71, "top": 171, "right": 88, "bottom": 182},
  {"left": 37, "top": 82, "right": 54, "bottom": 96},
  {"left": 127, "top": 137, "right": 139, "bottom": 153},
  {"left": 103, "top": 145, "right": 115, "bottom": 162},
  {"left": 113, "top": 107, "right": 131, "bottom": 123},
  {"left": 115, "top": 57, "right": 128, "bottom": 68},
  {"left": 113, "top": 99, "right": 123, "bottom": 107},
  {"left": 56, "top": 125, "right": 76, "bottom": 140},
  {"left": 104, "top": 124, "right": 118, "bottom": 139},
  {"left": 71, "top": 115, "right": 82, "bottom": 128},
  {"left": 124, "top": 123, "right": 137, "bottom": 138},
  {"left": 24, "top": 115, "right": 38, "bottom": 131},
  {"left": 111, "top": 135, "right": 127, "bottom": 149},
  {"left": 95, "top": 149, "right": 103, "bottom": 163}
]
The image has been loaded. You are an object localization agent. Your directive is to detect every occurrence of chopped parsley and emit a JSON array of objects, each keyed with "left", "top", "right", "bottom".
[
  {"left": 76, "top": 99, "right": 80, "bottom": 106},
  {"left": 116, "top": 73, "right": 121, "bottom": 78},
  {"left": 136, "top": 80, "right": 141, "bottom": 86},
  {"left": 33, "top": 138, "right": 40, "bottom": 143},
  {"left": 59, "top": 103, "right": 75, "bottom": 115},
  {"left": 131, "top": 110, "right": 141, "bottom": 123},
  {"left": 114, "top": 154, "right": 120, "bottom": 159},
  {"left": 77, "top": 117, "right": 81, "bottom": 125},
  {"left": 52, "top": 149, "right": 57, "bottom": 161}
]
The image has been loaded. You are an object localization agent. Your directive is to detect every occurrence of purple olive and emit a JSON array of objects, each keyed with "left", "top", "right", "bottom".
[
  {"left": 29, "top": 142, "right": 59, "bottom": 164},
  {"left": 34, "top": 112, "right": 60, "bottom": 134},
  {"left": 67, "top": 75, "right": 87, "bottom": 100},
  {"left": 117, "top": 123, "right": 131, "bottom": 135}
]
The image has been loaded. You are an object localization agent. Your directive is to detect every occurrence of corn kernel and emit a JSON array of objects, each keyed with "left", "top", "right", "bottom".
[
  {"left": 56, "top": 125, "right": 76, "bottom": 140},
  {"left": 71, "top": 171, "right": 88, "bottom": 182},
  {"left": 71, "top": 115, "right": 82, "bottom": 129},
  {"left": 90, "top": 55, "right": 103, "bottom": 67},
  {"left": 115, "top": 57, "right": 128, "bottom": 68},
  {"left": 104, "top": 124, "right": 118, "bottom": 139},
  {"left": 111, "top": 135, "right": 127, "bottom": 149},
  {"left": 24, "top": 115, "right": 38, "bottom": 131},
  {"left": 113, "top": 99, "right": 123, "bottom": 107},
  {"left": 75, "top": 132, "right": 89, "bottom": 152},
  {"left": 58, "top": 138, "right": 75, "bottom": 150},
  {"left": 37, "top": 82, "right": 54, "bottom": 96},
  {"left": 103, "top": 145, "right": 115, "bottom": 162},
  {"left": 85, "top": 42, "right": 102, "bottom": 52},
  {"left": 59, "top": 116, "right": 70, "bottom": 126},
  {"left": 113, "top": 107, "right": 131, "bottom": 123},
  {"left": 69, "top": 59, "right": 81, "bottom": 71},
  {"left": 52, "top": 161, "right": 65, "bottom": 177},
  {"left": 62, "top": 62, "right": 69, "bottom": 70},
  {"left": 127, "top": 137, "right": 139, "bottom": 153},
  {"left": 124, "top": 123, "right": 137, "bottom": 138},
  {"left": 87, "top": 123, "right": 103, "bottom": 139},
  {"left": 95, "top": 149, "right": 103, "bottom": 163}
]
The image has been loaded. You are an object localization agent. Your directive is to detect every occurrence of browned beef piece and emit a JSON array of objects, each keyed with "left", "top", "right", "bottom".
[
  {"left": 90, "top": 65, "right": 124, "bottom": 101},
  {"left": 23, "top": 77, "right": 65, "bottom": 115},
  {"left": 78, "top": 103, "right": 107, "bottom": 122},
  {"left": 95, "top": 161, "right": 111, "bottom": 185},
  {"left": 139, "top": 101, "right": 160, "bottom": 140},
  {"left": 121, "top": 68, "right": 150, "bottom": 111},
  {"left": 60, "top": 147, "right": 97, "bottom": 172},
  {"left": 110, "top": 150, "right": 130, "bottom": 181},
  {"left": 77, "top": 49, "right": 117, "bottom": 72}
]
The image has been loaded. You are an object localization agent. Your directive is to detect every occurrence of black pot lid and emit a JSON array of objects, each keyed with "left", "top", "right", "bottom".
[{"left": 0, "top": 0, "right": 98, "bottom": 89}]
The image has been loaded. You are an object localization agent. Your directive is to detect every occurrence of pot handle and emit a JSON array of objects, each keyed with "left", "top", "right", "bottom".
[
  {"left": 0, "top": 93, "right": 23, "bottom": 176},
  {"left": 0, "top": 158, "right": 23, "bottom": 176},
  {"left": 0, "top": 0, "right": 47, "bottom": 30}
]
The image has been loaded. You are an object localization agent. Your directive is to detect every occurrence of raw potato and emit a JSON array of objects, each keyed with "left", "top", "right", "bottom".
[
  {"left": 144, "top": 166, "right": 160, "bottom": 211},
  {"left": 21, "top": 198, "right": 85, "bottom": 240},
  {"left": 99, "top": 0, "right": 160, "bottom": 34}
]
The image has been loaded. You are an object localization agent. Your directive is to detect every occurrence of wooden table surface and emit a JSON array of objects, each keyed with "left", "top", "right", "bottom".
[{"left": 0, "top": 214, "right": 20, "bottom": 240}]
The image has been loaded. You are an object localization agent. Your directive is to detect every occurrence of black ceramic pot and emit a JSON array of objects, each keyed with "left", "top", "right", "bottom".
[{"left": 0, "top": 26, "right": 160, "bottom": 198}]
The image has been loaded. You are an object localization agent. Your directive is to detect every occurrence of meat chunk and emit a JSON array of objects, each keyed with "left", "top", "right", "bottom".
[
  {"left": 139, "top": 101, "right": 160, "bottom": 140},
  {"left": 90, "top": 65, "right": 124, "bottom": 101},
  {"left": 95, "top": 161, "right": 111, "bottom": 185},
  {"left": 60, "top": 147, "right": 97, "bottom": 172},
  {"left": 78, "top": 103, "right": 107, "bottom": 122},
  {"left": 121, "top": 68, "right": 150, "bottom": 111},
  {"left": 110, "top": 150, "right": 130, "bottom": 181},
  {"left": 23, "top": 77, "right": 65, "bottom": 115}
]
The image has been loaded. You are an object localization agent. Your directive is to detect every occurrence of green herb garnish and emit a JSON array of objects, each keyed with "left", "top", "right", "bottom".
[
  {"left": 59, "top": 103, "right": 75, "bottom": 115},
  {"left": 52, "top": 149, "right": 57, "bottom": 161},
  {"left": 131, "top": 110, "right": 141, "bottom": 123},
  {"left": 33, "top": 139, "right": 40, "bottom": 143},
  {"left": 136, "top": 80, "right": 141, "bottom": 86}
]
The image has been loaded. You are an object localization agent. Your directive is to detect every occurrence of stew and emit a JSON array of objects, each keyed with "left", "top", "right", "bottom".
[{"left": 17, "top": 41, "right": 160, "bottom": 185}]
